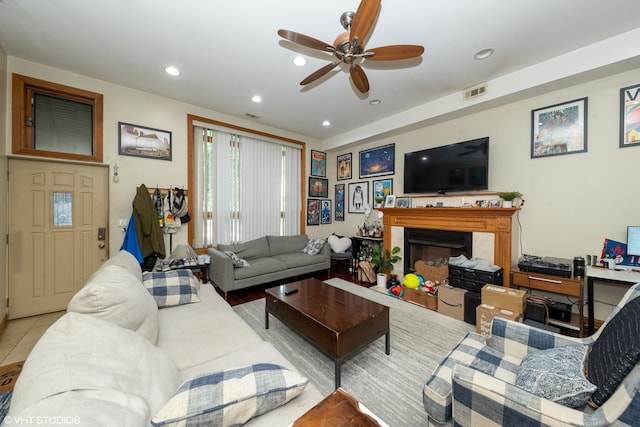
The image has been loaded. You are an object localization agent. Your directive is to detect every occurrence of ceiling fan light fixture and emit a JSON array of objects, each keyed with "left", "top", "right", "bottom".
[
  {"left": 293, "top": 56, "right": 307, "bottom": 66},
  {"left": 474, "top": 48, "right": 494, "bottom": 60}
]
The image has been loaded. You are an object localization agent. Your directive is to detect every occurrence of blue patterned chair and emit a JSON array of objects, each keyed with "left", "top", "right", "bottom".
[{"left": 423, "top": 282, "right": 640, "bottom": 426}]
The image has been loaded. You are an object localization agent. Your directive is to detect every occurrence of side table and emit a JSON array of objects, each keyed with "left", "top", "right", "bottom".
[
  {"left": 293, "top": 388, "right": 386, "bottom": 426},
  {"left": 157, "top": 263, "right": 210, "bottom": 283}
]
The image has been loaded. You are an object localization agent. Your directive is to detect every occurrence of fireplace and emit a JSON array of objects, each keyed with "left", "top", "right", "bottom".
[
  {"left": 404, "top": 228, "right": 472, "bottom": 273},
  {"left": 380, "top": 207, "right": 518, "bottom": 285}
]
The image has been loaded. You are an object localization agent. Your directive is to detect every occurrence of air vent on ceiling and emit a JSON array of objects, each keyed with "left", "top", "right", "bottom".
[{"left": 463, "top": 83, "right": 488, "bottom": 100}]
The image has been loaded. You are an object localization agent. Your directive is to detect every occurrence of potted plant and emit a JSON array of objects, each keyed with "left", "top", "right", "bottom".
[
  {"left": 497, "top": 191, "right": 522, "bottom": 208},
  {"left": 370, "top": 244, "right": 401, "bottom": 288}
]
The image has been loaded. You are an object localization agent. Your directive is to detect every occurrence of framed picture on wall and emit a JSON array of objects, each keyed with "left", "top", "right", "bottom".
[
  {"left": 620, "top": 83, "right": 640, "bottom": 148},
  {"left": 372, "top": 178, "right": 393, "bottom": 208},
  {"left": 359, "top": 143, "right": 395, "bottom": 178},
  {"left": 335, "top": 184, "right": 345, "bottom": 221},
  {"left": 531, "top": 98, "right": 588, "bottom": 158},
  {"left": 337, "top": 153, "right": 352, "bottom": 180},
  {"left": 348, "top": 181, "right": 369, "bottom": 214},
  {"left": 321, "top": 199, "right": 332, "bottom": 224},
  {"left": 306, "top": 199, "right": 320, "bottom": 226},
  {"left": 309, "top": 177, "right": 328, "bottom": 198},
  {"left": 118, "top": 122, "right": 172, "bottom": 161},
  {"left": 310, "top": 150, "right": 326, "bottom": 177}
]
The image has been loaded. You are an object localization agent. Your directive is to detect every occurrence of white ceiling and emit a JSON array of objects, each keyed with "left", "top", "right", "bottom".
[{"left": 1, "top": 0, "right": 640, "bottom": 150}]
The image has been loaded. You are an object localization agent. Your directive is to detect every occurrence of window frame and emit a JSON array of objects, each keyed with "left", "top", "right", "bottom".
[
  {"left": 187, "top": 114, "right": 307, "bottom": 249},
  {"left": 12, "top": 73, "right": 104, "bottom": 162}
]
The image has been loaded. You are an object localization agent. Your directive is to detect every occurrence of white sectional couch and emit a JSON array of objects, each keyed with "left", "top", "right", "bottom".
[{"left": 4, "top": 251, "right": 323, "bottom": 426}]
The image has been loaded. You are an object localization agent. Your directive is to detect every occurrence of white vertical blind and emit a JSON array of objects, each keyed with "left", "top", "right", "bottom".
[
  {"left": 194, "top": 125, "right": 301, "bottom": 247},
  {"left": 283, "top": 145, "right": 301, "bottom": 235}
]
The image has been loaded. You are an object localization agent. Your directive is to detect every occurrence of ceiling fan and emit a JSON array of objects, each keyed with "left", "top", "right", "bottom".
[{"left": 277, "top": 0, "right": 424, "bottom": 93}]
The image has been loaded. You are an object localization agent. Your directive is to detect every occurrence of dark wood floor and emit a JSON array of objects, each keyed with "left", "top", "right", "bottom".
[{"left": 224, "top": 262, "right": 373, "bottom": 306}]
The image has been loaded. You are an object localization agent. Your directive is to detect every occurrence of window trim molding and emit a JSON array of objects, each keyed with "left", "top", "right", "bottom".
[
  {"left": 12, "top": 73, "right": 104, "bottom": 162},
  {"left": 187, "top": 113, "right": 307, "bottom": 249}
]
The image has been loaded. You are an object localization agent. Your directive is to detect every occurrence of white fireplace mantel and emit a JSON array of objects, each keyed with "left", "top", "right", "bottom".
[{"left": 380, "top": 207, "right": 519, "bottom": 285}]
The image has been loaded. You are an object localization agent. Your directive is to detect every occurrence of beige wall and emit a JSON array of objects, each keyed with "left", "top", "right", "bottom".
[
  {"left": 3, "top": 56, "right": 638, "bottom": 321},
  {"left": 5, "top": 57, "right": 322, "bottom": 257},
  {"left": 321, "top": 68, "right": 640, "bottom": 319}
]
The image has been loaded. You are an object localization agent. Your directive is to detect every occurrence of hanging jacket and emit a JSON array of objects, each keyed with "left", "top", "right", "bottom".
[
  {"left": 172, "top": 188, "right": 190, "bottom": 223},
  {"left": 133, "top": 184, "right": 166, "bottom": 258},
  {"left": 120, "top": 213, "right": 144, "bottom": 262},
  {"left": 163, "top": 190, "right": 180, "bottom": 234}
]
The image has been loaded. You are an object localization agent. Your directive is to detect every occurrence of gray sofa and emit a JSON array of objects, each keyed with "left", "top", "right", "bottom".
[{"left": 208, "top": 234, "right": 330, "bottom": 297}]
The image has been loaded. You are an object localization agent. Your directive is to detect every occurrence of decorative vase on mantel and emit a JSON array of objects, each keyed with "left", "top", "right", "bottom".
[
  {"left": 376, "top": 273, "right": 387, "bottom": 288},
  {"left": 497, "top": 191, "right": 522, "bottom": 208}
]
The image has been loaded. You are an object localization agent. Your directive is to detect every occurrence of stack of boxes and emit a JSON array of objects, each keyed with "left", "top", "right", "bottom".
[
  {"left": 437, "top": 285, "right": 467, "bottom": 320},
  {"left": 476, "top": 285, "right": 526, "bottom": 340}
]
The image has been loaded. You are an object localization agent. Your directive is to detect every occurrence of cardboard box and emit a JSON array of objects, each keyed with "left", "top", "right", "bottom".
[
  {"left": 476, "top": 303, "right": 523, "bottom": 340},
  {"left": 402, "top": 287, "right": 438, "bottom": 311},
  {"left": 481, "top": 284, "right": 526, "bottom": 313},
  {"left": 437, "top": 285, "right": 466, "bottom": 321}
]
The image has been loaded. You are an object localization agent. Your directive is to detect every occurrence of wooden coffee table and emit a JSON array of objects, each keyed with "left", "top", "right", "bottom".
[{"left": 265, "top": 278, "right": 390, "bottom": 388}]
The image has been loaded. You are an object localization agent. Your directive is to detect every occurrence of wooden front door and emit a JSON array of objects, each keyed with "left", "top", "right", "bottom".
[{"left": 8, "top": 158, "right": 109, "bottom": 319}]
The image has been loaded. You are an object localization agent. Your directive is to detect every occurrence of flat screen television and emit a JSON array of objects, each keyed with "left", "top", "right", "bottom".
[{"left": 403, "top": 137, "right": 489, "bottom": 194}]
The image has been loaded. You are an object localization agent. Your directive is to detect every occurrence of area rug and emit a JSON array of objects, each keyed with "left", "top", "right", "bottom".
[
  {"left": 0, "top": 361, "right": 24, "bottom": 420},
  {"left": 233, "top": 278, "right": 474, "bottom": 426}
]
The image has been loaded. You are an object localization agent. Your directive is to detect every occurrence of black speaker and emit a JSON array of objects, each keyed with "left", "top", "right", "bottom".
[
  {"left": 464, "top": 291, "right": 481, "bottom": 325},
  {"left": 524, "top": 302, "right": 547, "bottom": 323}
]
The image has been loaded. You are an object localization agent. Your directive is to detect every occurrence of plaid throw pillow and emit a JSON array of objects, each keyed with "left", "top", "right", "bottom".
[
  {"left": 143, "top": 270, "right": 200, "bottom": 308},
  {"left": 151, "top": 363, "right": 308, "bottom": 426}
]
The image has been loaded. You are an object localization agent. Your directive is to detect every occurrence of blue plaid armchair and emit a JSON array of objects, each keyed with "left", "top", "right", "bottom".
[{"left": 423, "top": 282, "right": 640, "bottom": 426}]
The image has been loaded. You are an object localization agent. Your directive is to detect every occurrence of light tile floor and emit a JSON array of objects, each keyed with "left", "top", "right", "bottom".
[{"left": 0, "top": 311, "right": 65, "bottom": 366}]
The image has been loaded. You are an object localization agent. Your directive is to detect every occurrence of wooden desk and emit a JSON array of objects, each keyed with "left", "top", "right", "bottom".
[{"left": 586, "top": 266, "right": 640, "bottom": 335}]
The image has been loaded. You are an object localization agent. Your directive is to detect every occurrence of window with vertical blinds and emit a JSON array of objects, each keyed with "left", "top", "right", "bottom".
[
  {"left": 193, "top": 125, "right": 301, "bottom": 247},
  {"left": 12, "top": 73, "right": 103, "bottom": 162}
]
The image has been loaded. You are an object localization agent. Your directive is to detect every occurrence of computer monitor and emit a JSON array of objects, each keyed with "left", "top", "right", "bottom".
[{"left": 627, "top": 226, "right": 640, "bottom": 256}]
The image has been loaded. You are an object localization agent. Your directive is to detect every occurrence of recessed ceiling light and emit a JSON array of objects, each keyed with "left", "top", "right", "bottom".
[
  {"left": 474, "top": 48, "right": 494, "bottom": 60},
  {"left": 164, "top": 66, "right": 180, "bottom": 76},
  {"left": 293, "top": 56, "right": 307, "bottom": 67},
  {"left": 369, "top": 99, "right": 382, "bottom": 105},
  {"left": 251, "top": 95, "right": 262, "bottom": 103},
  {"left": 322, "top": 120, "right": 331, "bottom": 127}
]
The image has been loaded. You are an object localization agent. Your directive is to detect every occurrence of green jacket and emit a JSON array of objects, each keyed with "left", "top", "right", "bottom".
[{"left": 133, "top": 184, "right": 166, "bottom": 259}]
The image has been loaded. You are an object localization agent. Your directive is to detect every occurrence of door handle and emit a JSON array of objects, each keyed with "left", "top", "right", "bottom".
[{"left": 98, "top": 243, "right": 106, "bottom": 249}]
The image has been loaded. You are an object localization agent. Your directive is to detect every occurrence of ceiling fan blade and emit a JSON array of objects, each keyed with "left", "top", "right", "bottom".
[
  {"left": 277, "top": 29, "right": 334, "bottom": 52},
  {"left": 349, "top": 0, "right": 381, "bottom": 50},
  {"left": 365, "top": 44, "right": 425, "bottom": 61},
  {"left": 350, "top": 64, "right": 370, "bottom": 93},
  {"left": 300, "top": 61, "right": 340, "bottom": 86}
]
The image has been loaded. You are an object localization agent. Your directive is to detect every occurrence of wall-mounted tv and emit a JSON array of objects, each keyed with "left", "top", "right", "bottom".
[{"left": 404, "top": 137, "right": 489, "bottom": 194}]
